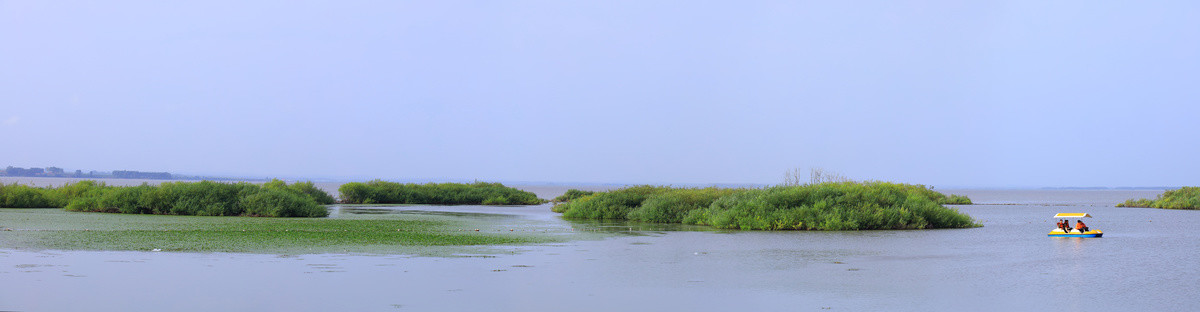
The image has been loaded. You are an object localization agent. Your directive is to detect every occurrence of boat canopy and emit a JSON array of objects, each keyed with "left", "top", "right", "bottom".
[{"left": 1054, "top": 213, "right": 1092, "bottom": 218}]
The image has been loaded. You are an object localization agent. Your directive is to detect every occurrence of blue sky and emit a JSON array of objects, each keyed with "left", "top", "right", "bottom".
[{"left": 2, "top": 1, "right": 1198, "bottom": 187}]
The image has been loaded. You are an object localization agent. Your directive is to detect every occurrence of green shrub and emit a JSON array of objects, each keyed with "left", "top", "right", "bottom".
[
  {"left": 556, "top": 185, "right": 672, "bottom": 219},
  {"left": 627, "top": 188, "right": 741, "bottom": 223},
  {"left": 557, "top": 182, "right": 978, "bottom": 231},
  {"left": 938, "top": 194, "right": 973, "bottom": 205},
  {"left": 57, "top": 180, "right": 110, "bottom": 201},
  {"left": 0, "top": 184, "right": 58, "bottom": 208},
  {"left": 63, "top": 196, "right": 103, "bottom": 212},
  {"left": 337, "top": 180, "right": 544, "bottom": 205},
  {"left": 682, "top": 182, "right": 976, "bottom": 230},
  {"left": 1118, "top": 187, "right": 1200, "bottom": 209},
  {"left": 98, "top": 185, "right": 156, "bottom": 214},
  {"left": 241, "top": 188, "right": 329, "bottom": 217},
  {"left": 552, "top": 189, "right": 596, "bottom": 203},
  {"left": 264, "top": 179, "right": 336, "bottom": 205},
  {"left": 51, "top": 180, "right": 333, "bottom": 217},
  {"left": 156, "top": 181, "right": 248, "bottom": 216}
]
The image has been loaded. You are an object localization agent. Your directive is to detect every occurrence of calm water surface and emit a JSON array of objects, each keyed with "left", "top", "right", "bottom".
[{"left": 2, "top": 185, "right": 1196, "bottom": 311}]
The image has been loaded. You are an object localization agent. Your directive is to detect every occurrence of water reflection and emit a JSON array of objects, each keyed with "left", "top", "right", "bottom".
[
  {"left": 1050, "top": 237, "right": 1092, "bottom": 309},
  {"left": 1051, "top": 236, "right": 1089, "bottom": 258}
]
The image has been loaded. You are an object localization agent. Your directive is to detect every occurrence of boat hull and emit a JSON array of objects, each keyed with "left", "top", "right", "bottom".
[
  {"left": 1048, "top": 233, "right": 1103, "bottom": 238},
  {"left": 1048, "top": 230, "right": 1103, "bottom": 238}
]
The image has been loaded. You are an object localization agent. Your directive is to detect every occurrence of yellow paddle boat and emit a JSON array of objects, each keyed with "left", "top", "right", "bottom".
[{"left": 1048, "top": 213, "right": 1102, "bottom": 238}]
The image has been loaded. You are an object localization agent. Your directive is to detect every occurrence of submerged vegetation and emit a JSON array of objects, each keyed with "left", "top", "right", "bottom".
[
  {"left": 0, "top": 179, "right": 331, "bottom": 217},
  {"left": 1117, "top": 187, "right": 1200, "bottom": 209},
  {"left": 552, "top": 182, "right": 978, "bottom": 230},
  {"left": 338, "top": 180, "right": 544, "bottom": 205}
]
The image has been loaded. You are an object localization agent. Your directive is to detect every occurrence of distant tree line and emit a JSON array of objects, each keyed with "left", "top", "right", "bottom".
[
  {"left": 2, "top": 166, "right": 172, "bottom": 180},
  {"left": 112, "top": 170, "right": 172, "bottom": 179}
]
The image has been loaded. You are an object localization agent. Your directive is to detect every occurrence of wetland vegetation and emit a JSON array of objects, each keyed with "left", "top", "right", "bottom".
[
  {"left": 552, "top": 189, "right": 596, "bottom": 203},
  {"left": 1, "top": 179, "right": 332, "bottom": 217},
  {"left": 338, "top": 180, "right": 544, "bottom": 205},
  {"left": 552, "top": 182, "right": 978, "bottom": 230},
  {"left": 1117, "top": 186, "right": 1200, "bottom": 209},
  {"left": 0, "top": 208, "right": 557, "bottom": 253}
]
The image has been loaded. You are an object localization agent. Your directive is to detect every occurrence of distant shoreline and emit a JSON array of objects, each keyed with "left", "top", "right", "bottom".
[{"left": 0, "top": 175, "right": 1180, "bottom": 192}]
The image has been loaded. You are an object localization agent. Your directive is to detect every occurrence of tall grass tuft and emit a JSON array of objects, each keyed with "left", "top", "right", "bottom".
[
  {"left": 1117, "top": 187, "right": 1200, "bottom": 209},
  {"left": 337, "top": 180, "right": 544, "bottom": 205},
  {"left": 938, "top": 194, "right": 973, "bottom": 205},
  {"left": 241, "top": 188, "right": 328, "bottom": 217}
]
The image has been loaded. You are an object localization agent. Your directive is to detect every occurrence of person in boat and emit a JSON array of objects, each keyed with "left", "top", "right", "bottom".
[
  {"left": 1056, "top": 220, "right": 1066, "bottom": 232},
  {"left": 1060, "top": 220, "right": 1072, "bottom": 232},
  {"left": 1075, "top": 220, "right": 1088, "bottom": 233}
]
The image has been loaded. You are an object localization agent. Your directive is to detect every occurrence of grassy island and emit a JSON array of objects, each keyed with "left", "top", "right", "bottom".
[
  {"left": 552, "top": 182, "right": 978, "bottom": 230},
  {"left": 0, "top": 180, "right": 332, "bottom": 217},
  {"left": 338, "top": 180, "right": 544, "bottom": 205},
  {"left": 1117, "top": 187, "right": 1200, "bottom": 209}
]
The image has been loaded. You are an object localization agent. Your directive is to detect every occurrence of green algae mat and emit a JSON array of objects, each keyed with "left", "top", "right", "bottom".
[{"left": 0, "top": 208, "right": 565, "bottom": 255}]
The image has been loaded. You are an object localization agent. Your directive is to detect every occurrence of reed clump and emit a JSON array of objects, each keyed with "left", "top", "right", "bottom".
[
  {"left": 553, "top": 182, "right": 978, "bottom": 230},
  {"left": 1117, "top": 187, "right": 1200, "bottom": 209},
  {"left": 338, "top": 180, "right": 544, "bottom": 205}
]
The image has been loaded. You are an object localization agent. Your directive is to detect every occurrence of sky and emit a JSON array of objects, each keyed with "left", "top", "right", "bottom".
[{"left": 2, "top": 1, "right": 1198, "bottom": 187}]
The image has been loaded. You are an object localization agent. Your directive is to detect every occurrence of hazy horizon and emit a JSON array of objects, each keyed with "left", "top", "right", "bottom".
[
  {"left": 4, "top": 1, "right": 1198, "bottom": 188},
  {"left": 0, "top": 167, "right": 1185, "bottom": 190}
]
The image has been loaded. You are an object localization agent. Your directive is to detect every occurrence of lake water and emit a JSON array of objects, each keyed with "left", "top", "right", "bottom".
[{"left": 2, "top": 183, "right": 1197, "bottom": 311}]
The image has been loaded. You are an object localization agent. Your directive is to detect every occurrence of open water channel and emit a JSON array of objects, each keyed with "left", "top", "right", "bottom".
[{"left": 1, "top": 182, "right": 1197, "bottom": 311}]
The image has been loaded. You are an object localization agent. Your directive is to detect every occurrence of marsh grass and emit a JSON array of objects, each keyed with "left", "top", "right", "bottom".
[
  {"left": 338, "top": 180, "right": 544, "bottom": 205},
  {"left": 1117, "top": 187, "right": 1200, "bottom": 209},
  {"left": 0, "top": 208, "right": 559, "bottom": 253},
  {"left": 553, "top": 182, "right": 978, "bottom": 230}
]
